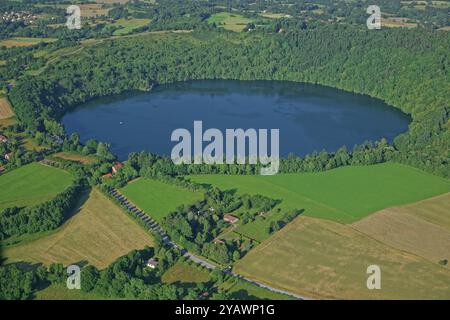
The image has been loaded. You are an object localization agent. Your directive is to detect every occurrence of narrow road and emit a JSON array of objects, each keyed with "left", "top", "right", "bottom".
[{"left": 106, "top": 186, "right": 312, "bottom": 300}]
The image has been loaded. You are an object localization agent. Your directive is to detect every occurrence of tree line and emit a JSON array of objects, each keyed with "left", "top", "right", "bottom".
[{"left": 0, "top": 181, "right": 85, "bottom": 240}]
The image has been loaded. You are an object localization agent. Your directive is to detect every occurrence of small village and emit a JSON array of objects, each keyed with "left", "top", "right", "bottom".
[{"left": 1, "top": 11, "right": 39, "bottom": 24}]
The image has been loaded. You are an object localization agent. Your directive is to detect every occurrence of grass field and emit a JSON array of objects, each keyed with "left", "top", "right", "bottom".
[
  {"left": 189, "top": 163, "right": 450, "bottom": 224},
  {"left": 50, "top": 152, "right": 99, "bottom": 165},
  {"left": 0, "top": 37, "right": 57, "bottom": 48},
  {"left": 3, "top": 188, "right": 154, "bottom": 269},
  {"left": 352, "top": 193, "right": 450, "bottom": 264},
  {"left": 0, "top": 163, "right": 73, "bottom": 210},
  {"left": 34, "top": 283, "right": 110, "bottom": 300},
  {"left": 0, "top": 97, "right": 14, "bottom": 120},
  {"left": 162, "top": 260, "right": 211, "bottom": 285},
  {"left": 220, "top": 278, "right": 294, "bottom": 300},
  {"left": 112, "top": 18, "right": 151, "bottom": 36},
  {"left": 234, "top": 216, "right": 450, "bottom": 299},
  {"left": 260, "top": 13, "right": 292, "bottom": 19},
  {"left": 120, "top": 178, "right": 203, "bottom": 222},
  {"left": 207, "top": 12, "right": 252, "bottom": 32}
]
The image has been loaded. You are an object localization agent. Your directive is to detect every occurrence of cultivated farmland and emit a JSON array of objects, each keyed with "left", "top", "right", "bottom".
[
  {"left": 189, "top": 163, "right": 450, "bottom": 224},
  {"left": 120, "top": 178, "right": 204, "bottom": 222},
  {"left": 352, "top": 193, "right": 450, "bottom": 264},
  {"left": 234, "top": 216, "right": 450, "bottom": 299},
  {"left": 3, "top": 188, "right": 153, "bottom": 269},
  {"left": 0, "top": 37, "right": 56, "bottom": 48},
  {"left": 0, "top": 163, "right": 73, "bottom": 210}
]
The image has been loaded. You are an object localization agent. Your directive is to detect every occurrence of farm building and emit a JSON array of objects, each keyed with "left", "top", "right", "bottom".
[
  {"left": 0, "top": 134, "right": 7, "bottom": 143},
  {"left": 146, "top": 258, "right": 158, "bottom": 269},
  {"left": 102, "top": 173, "right": 113, "bottom": 178},
  {"left": 112, "top": 162, "right": 123, "bottom": 173},
  {"left": 0, "top": 166, "right": 5, "bottom": 174},
  {"left": 223, "top": 214, "right": 239, "bottom": 224},
  {"left": 4, "top": 152, "right": 13, "bottom": 161},
  {"left": 213, "top": 239, "right": 225, "bottom": 245}
]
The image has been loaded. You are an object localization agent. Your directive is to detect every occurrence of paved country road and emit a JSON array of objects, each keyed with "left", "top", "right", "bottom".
[{"left": 107, "top": 186, "right": 313, "bottom": 301}]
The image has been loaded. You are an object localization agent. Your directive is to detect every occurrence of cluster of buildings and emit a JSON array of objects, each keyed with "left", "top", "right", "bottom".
[{"left": 1, "top": 11, "right": 38, "bottom": 24}]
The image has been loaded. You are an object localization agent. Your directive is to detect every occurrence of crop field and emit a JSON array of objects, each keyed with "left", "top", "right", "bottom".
[
  {"left": 112, "top": 18, "right": 152, "bottom": 36},
  {"left": 382, "top": 17, "right": 418, "bottom": 28},
  {"left": 234, "top": 216, "right": 450, "bottom": 299},
  {"left": 352, "top": 193, "right": 450, "bottom": 264},
  {"left": 0, "top": 97, "right": 14, "bottom": 119},
  {"left": 207, "top": 12, "right": 252, "bottom": 32},
  {"left": 0, "top": 37, "right": 57, "bottom": 48},
  {"left": 3, "top": 188, "right": 153, "bottom": 269},
  {"left": 0, "top": 163, "right": 73, "bottom": 210},
  {"left": 120, "top": 178, "right": 204, "bottom": 222},
  {"left": 162, "top": 260, "right": 211, "bottom": 285},
  {"left": 189, "top": 163, "right": 450, "bottom": 224}
]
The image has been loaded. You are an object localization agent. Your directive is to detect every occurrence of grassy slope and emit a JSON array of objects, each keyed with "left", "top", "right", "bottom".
[
  {"left": 120, "top": 178, "right": 203, "bottom": 222},
  {"left": 234, "top": 216, "right": 450, "bottom": 299},
  {"left": 3, "top": 188, "right": 153, "bottom": 269},
  {"left": 49, "top": 152, "right": 99, "bottom": 165},
  {"left": 0, "top": 163, "right": 73, "bottom": 210},
  {"left": 189, "top": 163, "right": 450, "bottom": 224}
]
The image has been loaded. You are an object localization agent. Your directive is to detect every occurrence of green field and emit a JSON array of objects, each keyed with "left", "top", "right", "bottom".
[
  {"left": 0, "top": 163, "right": 73, "bottom": 210},
  {"left": 220, "top": 278, "right": 295, "bottom": 300},
  {"left": 35, "top": 283, "right": 110, "bottom": 300},
  {"left": 120, "top": 178, "right": 203, "bottom": 222},
  {"left": 112, "top": 18, "right": 151, "bottom": 36},
  {"left": 189, "top": 163, "right": 450, "bottom": 224},
  {"left": 162, "top": 260, "right": 211, "bottom": 285},
  {"left": 207, "top": 12, "right": 252, "bottom": 32}
]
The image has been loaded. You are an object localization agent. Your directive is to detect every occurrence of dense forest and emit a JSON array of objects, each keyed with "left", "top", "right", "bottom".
[{"left": 8, "top": 26, "right": 449, "bottom": 177}]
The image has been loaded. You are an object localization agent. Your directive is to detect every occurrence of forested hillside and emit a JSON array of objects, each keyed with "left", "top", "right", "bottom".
[{"left": 8, "top": 26, "right": 449, "bottom": 176}]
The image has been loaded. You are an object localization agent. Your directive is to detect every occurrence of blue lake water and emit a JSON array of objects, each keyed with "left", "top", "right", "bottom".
[{"left": 62, "top": 80, "right": 410, "bottom": 159}]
